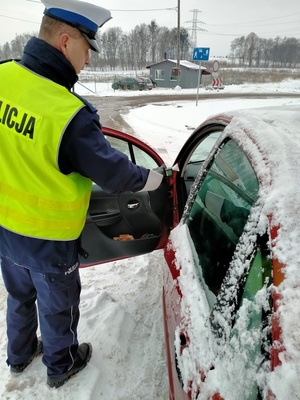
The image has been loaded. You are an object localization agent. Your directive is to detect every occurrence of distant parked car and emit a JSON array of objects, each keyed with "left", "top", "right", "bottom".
[
  {"left": 137, "top": 77, "right": 154, "bottom": 90},
  {"left": 111, "top": 76, "right": 147, "bottom": 90},
  {"left": 111, "top": 77, "right": 146, "bottom": 91}
]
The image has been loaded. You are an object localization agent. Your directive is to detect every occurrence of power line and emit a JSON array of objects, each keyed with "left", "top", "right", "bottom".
[
  {"left": 201, "top": 26, "right": 300, "bottom": 37},
  {"left": 25, "top": 1, "right": 177, "bottom": 12},
  {"left": 206, "top": 12, "right": 300, "bottom": 28},
  {"left": 208, "top": 19, "right": 300, "bottom": 29},
  {"left": 110, "top": 8, "right": 177, "bottom": 12},
  {"left": 0, "top": 7, "right": 176, "bottom": 24},
  {"left": 0, "top": 14, "right": 40, "bottom": 25}
]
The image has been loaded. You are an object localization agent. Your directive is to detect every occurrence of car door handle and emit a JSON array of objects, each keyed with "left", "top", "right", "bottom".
[
  {"left": 174, "top": 333, "right": 188, "bottom": 387},
  {"left": 127, "top": 201, "right": 139, "bottom": 210}
]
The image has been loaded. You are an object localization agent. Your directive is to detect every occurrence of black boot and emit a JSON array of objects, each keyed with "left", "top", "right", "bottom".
[
  {"left": 10, "top": 339, "right": 43, "bottom": 374},
  {"left": 47, "top": 342, "right": 92, "bottom": 389}
]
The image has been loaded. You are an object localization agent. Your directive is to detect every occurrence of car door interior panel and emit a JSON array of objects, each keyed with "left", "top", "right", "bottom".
[
  {"left": 81, "top": 182, "right": 168, "bottom": 265},
  {"left": 80, "top": 127, "right": 169, "bottom": 266}
]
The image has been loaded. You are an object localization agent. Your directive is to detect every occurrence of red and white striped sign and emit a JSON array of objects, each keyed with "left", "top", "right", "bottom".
[{"left": 212, "top": 78, "right": 223, "bottom": 87}]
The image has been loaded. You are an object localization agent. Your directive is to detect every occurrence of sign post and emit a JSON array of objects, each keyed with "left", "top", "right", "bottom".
[
  {"left": 193, "top": 47, "right": 210, "bottom": 106},
  {"left": 211, "top": 60, "right": 224, "bottom": 89}
]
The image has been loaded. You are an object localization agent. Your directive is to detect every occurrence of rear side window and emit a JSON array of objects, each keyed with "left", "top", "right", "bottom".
[
  {"left": 186, "top": 139, "right": 259, "bottom": 302},
  {"left": 106, "top": 136, "right": 158, "bottom": 169}
]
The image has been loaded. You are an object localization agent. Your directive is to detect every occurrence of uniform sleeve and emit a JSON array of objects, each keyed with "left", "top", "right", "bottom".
[{"left": 58, "top": 106, "right": 162, "bottom": 194}]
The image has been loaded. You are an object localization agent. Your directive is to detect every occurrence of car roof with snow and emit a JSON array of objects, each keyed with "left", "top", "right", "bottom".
[
  {"left": 203, "top": 106, "right": 300, "bottom": 225},
  {"left": 203, "top": 106, "right": 299, "bottom": 253}
]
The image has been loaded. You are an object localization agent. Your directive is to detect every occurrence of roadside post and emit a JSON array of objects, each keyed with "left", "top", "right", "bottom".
[{"left": 193, "top": 47, "right": 210, "bottom": 106}]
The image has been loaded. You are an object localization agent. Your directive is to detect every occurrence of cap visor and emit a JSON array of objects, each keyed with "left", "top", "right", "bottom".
[{"left": 82, "top": 33, "right": 100, "bottom": 53}]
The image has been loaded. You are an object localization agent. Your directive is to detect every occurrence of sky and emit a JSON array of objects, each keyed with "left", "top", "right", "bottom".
[
  {"left": 1, "top": 0, "right": 300, "bottom": 57},
  {"left": 0, "top": 80, "right": 300, "bottom": 399}
]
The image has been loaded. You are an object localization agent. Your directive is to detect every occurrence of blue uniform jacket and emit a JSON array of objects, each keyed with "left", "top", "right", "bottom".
[{"left": 0, "top": 37, "right": 149, "bottom": 273}]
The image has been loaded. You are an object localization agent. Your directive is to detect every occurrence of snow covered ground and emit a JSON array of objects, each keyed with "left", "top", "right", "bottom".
[{"left": 0, "top": 79, "right": 300, "bottom": 400}]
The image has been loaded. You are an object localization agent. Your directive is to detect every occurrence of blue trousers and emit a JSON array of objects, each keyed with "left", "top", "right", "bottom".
[{"left": 1, "top": 256, "right": 81, "bottom": 377}]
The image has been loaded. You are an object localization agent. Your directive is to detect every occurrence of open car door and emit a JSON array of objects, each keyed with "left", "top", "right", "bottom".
[
  {"left": 80, "top": 122, "right": 226, "bottom": 268},
  {"left": 80, "top": 127, "right": 170, "bottom": 267}
]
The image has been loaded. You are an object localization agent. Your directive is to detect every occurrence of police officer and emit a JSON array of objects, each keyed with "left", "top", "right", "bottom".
[{"left": 0, "top": 0, "right": 163, "bottom": 389}]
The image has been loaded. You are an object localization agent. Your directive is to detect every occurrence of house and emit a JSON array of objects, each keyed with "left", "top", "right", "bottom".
[{"left": 146, "top": 59, "right": 210, "bottom": 89}]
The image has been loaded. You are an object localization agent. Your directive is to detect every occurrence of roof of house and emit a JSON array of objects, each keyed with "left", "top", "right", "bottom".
[{"left": 146, "top": 59, "right": 210, "bottom": 74}]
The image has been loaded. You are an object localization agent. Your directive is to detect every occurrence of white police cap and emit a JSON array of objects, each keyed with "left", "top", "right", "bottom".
[{"left": 41, "top": 0, "right": 112, "bottom": 52}]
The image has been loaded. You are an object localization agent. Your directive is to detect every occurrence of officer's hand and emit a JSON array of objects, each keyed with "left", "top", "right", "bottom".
[{"left": 153, "top": 164, "right": 167, "bottom": 177}]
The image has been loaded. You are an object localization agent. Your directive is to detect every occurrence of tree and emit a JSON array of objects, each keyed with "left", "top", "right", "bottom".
[
  {"left": 156, "top": 27, "right": 171, "bottom": 60},
  {"left": 245, "top": 32, "right": 259, "bottom": 67},
  {"left": 10, "top": 33, "right": 32, "bottom": 58},
  {"left": 260, "top": 38, "right": 273, "bottom": 67},
  {"left": 131, "top": 24, "right": 150, "bottom": 69},
  {"left": 270, "top": 36, "right": 281, "bottom": 67},
  {"left": 179, "top": 28, "right": 191, "bottom": 60},
  {"left": 282, "top": 37, "right": 300, "bottom": 67},
  {"left": 3, "top": 26, "right": 300, "bottom": 70},
  {"left": 231, "top": 36, "right": 245, "bottom": 64},
  {"left": 118, "top": 34, "right": 130, "bottom": 70},
  {"left": 101, "top": 27, "right": 123, "bottom": 70},
  {"left": 0, "top": 42, "right": 11, "bottom": 60},
  {"left": 148, "top": 20, "right": 158, "bottom": 63}
]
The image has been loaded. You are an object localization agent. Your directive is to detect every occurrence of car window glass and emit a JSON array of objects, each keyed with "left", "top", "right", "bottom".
[
  {"left": 106, "top": 136, "right": 158, "bottom": 169},
  {"left": 209, "top": 238, "right": 272, "bottom": 400},
  {"left": 183, "top": 131, "right": 222, "bottom": 196},
  {"left": 186, "top": 139, "right": 259, "bottom": 304},
  {"left": 132, "top": 145, "right": 158, "bottom": 168},
  {"left": 189, "top": 131, "right": 222, "bottom": 163},
  {"left": 240, "top": 248, "right": 271, "bottom": 305},
  {"left": 228, "top": 240, "right": 272, "bottom": 400},
  {"left": 236, "top": 237, "right": 272, "bottom": 340}
]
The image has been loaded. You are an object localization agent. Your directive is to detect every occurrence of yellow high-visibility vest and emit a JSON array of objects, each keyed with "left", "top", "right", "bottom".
[{"left": 0, "top": 61, "right": 92, "bottom": 240}]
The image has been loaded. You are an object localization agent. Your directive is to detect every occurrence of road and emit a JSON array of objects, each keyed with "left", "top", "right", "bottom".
[{"left": 86, "top": 92, "right": 300, "bottom": 132}]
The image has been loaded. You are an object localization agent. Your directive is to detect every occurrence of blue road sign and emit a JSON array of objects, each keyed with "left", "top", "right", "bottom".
[{"left": 193, "top": 47, "right": 210, "bottom": 61}]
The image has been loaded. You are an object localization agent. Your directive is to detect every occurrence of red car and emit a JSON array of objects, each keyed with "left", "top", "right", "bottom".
[
  {"left": 137, "top": 76, "right": 154, "bottom": 90},
  {"left": 81, "top": 106, "right": 300, "bottom": 400}
]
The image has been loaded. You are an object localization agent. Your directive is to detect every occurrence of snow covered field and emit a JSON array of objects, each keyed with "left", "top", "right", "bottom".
[{"left": 0, "top": 79, "right": 300, "bottom": 400}]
